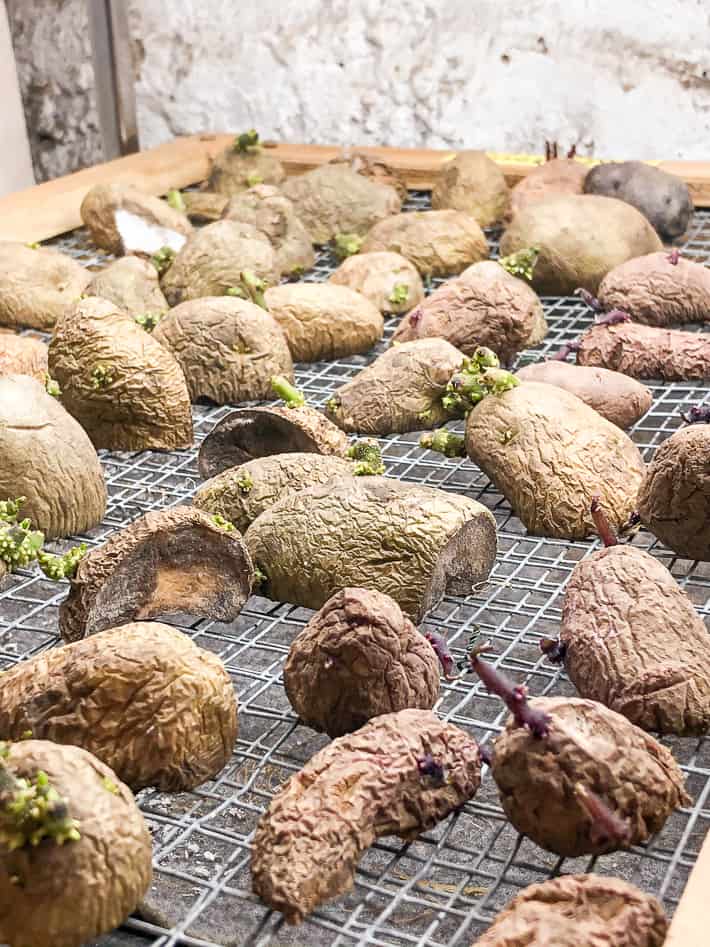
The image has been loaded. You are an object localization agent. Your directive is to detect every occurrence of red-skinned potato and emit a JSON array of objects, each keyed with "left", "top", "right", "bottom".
[{"left": 509, "top": 156, "right": 588, "bottom": 219}]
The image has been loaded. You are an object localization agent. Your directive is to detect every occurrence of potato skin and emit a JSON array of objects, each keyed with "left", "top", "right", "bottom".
[
  {"left": 0, "top": 242, "right": 90, "bottom": 331},
  {"left": 0, "top": 740, "right": 152, "bottom": 947},
  {"left": 264, "top": 283, "right": 384, "bottom": 362},
  {"left": 324, "top": 338, "right": 464, "bottom": 435},
  {"left": 515, "top": 360, "right": 652, "bottom": 429},
  {"left": 499, "top": 195, "right": 662, "bottom": 295},
  {"left": 638, "top": 424, "right": 710, "bottom": 560},
  {"left": 0, "top": 622, "right": 237, "bottom": 791},
  {"left": 0, "top": 331, "right": 48, "bottom": 382},
  {"left": 87, "top": 255, "right": 168, "bottom": 318},
  {"left": 362, "top": 210, "right": 489, "bottom": 277},
  {"left": 329, "top": 152, "right": 409, "bottom": 202},
  {"left": 597, "top": 251, "right": 710, "bottom": 326},
  {"left": 207, "top": 145, "right": 286, "bottom": 195},
  {"left": 576, "top": 321, "right": 710, "bottom": 380},
  {"left": 245, "top": 476, "right": 497, "bottom": 622},
  {"left": 491, "top": 696, "right": 689, "bottom": 856},
  {"left": 473, "top": 873, "right": 667, "bottom": 947},
  {"left": 328, "top": 251, "right": 424, "bottom": 315},
  {"left": 48, "top": 296, "right": 193, "bottom": 451},
  {"left": 252, "top": 709, "right": 481, "bottom": 923},
  {"left": 160, "top": 220, "right": 279, "bottom": 307},
  {"left": 0, "top": 375, "right": 107, "bottom": 539},
  {"left": 80, "top": 183, "right": 192, "bottom": 254},
  {"left": 509, "top": 158, "right": 588, "bottom": 219},
  {"left": 431, "top": 151, "right": 510, "bottom": 226},
  {"left": 182, "top": 190, "right": 228, "bottom": 223},
  {"left": 465, "top": 382, "right": 645, "bottom": 539},
  {"left": 153, "top": 296, "right": 293, "bottom": 404},
  {"left": 284, "top": 588, "right": 440, "bottom": 737},
  {"left": 194, "top": 452, "right": 354, "bottom": 533}
]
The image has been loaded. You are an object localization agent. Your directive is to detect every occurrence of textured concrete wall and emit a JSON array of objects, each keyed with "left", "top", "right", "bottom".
[{"left": 8, "top": 0, "right": 710, "bottom": 181}]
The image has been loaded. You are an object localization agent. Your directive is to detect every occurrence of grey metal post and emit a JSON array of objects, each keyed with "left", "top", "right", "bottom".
[{"left": 87, "top": 0, "right": 139, "bottom": 158}]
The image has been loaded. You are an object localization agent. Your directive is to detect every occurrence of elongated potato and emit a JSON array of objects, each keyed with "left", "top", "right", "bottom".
[
  {"left": 576, "top": 321, "right": 710, "bottom": 380},
  {"left": 245, "top": 476, "right": 497, "bottom": 622},
  {"left": 0, "top": 242, "right": 90, "bottom": 331}
]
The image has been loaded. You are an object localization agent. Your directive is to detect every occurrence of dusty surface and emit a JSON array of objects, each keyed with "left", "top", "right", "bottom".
[
  {"left": 0, "top": 242, "right": 90, "bottom": 331},
  {"left": 576, "top": 321, "right": 710, "bottom": 380},
  {"left": 431, "top": 151, "right": 510, "bottom": 226},
  {"left": 0, "top": 331, "right": 48, "bottom": 381},
  {"left": 328, "top": 251, "right": 424, "bottom": 315},
  {"left": 87, "top": 255, "right": 169, "bottom": 318}
]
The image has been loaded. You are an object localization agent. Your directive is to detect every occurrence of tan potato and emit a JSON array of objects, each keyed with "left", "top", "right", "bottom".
[
  {"left": 575, "top": 320, "right": 710, "bottom": 380},
  {"left": 153, "top": 296, "right": 293, "bottom": 404},
  {"left": 431, "top": 151, "right": 510, "bottom": 226},
  {"left": 182, "top": 190, "right": 229, "bottom": 223},
  {"left": 328, "top": 151, "right": 409, "bottom": 201},
  {"left": 264, "top": 283, "right": 384, "bottom": 362},
  {"left": 207, "top": 136, "right": 286, "bottom": 195},
  {"left": 80, "top": 183, "right": 192, "bottom": 254},
  {"left": 361, "top": 210, "right": 489, "bottom": 276},
  {"left": 499, "top": 195, "right": 663, "bottom": 295},
  {"left": 0, "top": 242, "right": 90, "bottom": 331},
  {"left": 509, "top": 158, "right": 588, "bottom": 219},
  {"left": 87, "top": 255, "right": 168, "bottom": 319},
  {"left": 0, "top": 331, "right": 48, "bottom": 382},
  {"left": 328, "top": 251, "right": 424, "bottom": 315}
]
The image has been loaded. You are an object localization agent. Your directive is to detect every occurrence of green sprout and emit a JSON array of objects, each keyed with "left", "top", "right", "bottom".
[
  {"left": 499, "top": 428, "right": 518, "bottom": 445},
  {"left": 25, "top": 242, "right": 41, "bottom": 250},
  {"left": 347, "top": 440, "right": 385, "bottom": 476},
  {"left": 237, "top": 473, "right": 254, "bottom": 495},
  {"left": 389, "top": 283, "right": 410, "bottom": 306},
  {"left": 286, "top": 265, "right": 305, "bottom": 282},
  {"left": 419, "top": 430, "right": 466, "bottom": 458},
  {"left": 20, "top": 731, "right": 32, "bottom": 741},
  {"left": 246, "top": 172, "right": 263, "bottom": 188},
  {"left": 44, "top": 374, "right": 61, "bottom": 398},
  {"left": 91, "top": 365, "right": 114, "bottom": 390},
  {"left": 498, "top": 247, "right": 540, "bottom": 282},
  {"left": 441, "top": 348, "right": 519, "bottom": 416},
  {"left": 0, "top": 517, "right": 44, "bottom": 570},
  {"left": 166, "top": 188, "right": 186, "bottom": 212},
  {"left": 325, "top": 395, "right": 339, "bottom": 415},
  {"left": 253, "top": 567, "right": 268, "bottom": 588},
  {"left": 271, "top": 375, "right": 305, "bottom": 409},
  {"left": 0, "top": 497, "right": 26, "bottom": 524},
  {"left": 102, "top": 777, "right": 119, "bottom": 795},
  {"left": 225, "top": 270, "right": 268, "bottom": 309},
  {"left": 417, "top": 409, "right": 433, "bottom": 424},
  {"left": 133, "top": 312, "right": 162, "bottom": 332},
  {"left": 36, "top": 544, "right": 87, "bottom": 581},
  {"left": 211, "top": 514, "right": 236, "bottom": 532},
  {"left": 152, "top": 246, "right": 176, "bottom": 276},
  {"left": 233, "top": 130, "right": 260, "bottom": 154},
  {"left": 333, "top": 233, "right": 363, "bottom": 259}
]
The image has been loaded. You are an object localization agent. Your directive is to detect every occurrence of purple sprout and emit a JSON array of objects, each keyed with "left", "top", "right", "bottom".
[
  {"left": 417, "top": 755, "right": 446, "bottom": 784},
  {"left": 575, "top": 288, "right": 603, "bottom": 312},
  {"left": 468, "top": 648, "right": 551, "bottom": 739},
  {"left": 424, "top": 631, "right": 458, "bottom": 682},
  {"left": 682, "top": 404, "right": 710, "bottom": 425},
  {"left": 540, "top": 638, "right": 567, "bottom": 664},
  {"left": 575, "top": 783, "right": 632, "bottom": 848},
  {"left": 667, "top": 248, "right": 680, "bottom": 265},
  {"left": 595, "top": 309, "right": 631, "bottom": 326},
  {"left": 590, "top": 496, "right": 619, "bottom": 548},
  {"left": 552, "top": 340, "right": 581, "bottom": 362},
  {"left": 408, "top": 307, "right": 422, "bottom": 328}
]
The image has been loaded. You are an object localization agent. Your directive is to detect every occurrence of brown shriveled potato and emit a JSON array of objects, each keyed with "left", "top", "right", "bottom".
[
  {"left": 0, "top": 242, "right": 90, "bottom": 331},
  {"left": 575, "top": 320, "right": 710, "bottom": 380},
  {"left": 329, "top": 151, "right": 409, "bottom": 201},
  {"left": 284, "top": 587, "right": 440, "bottom": 737},
  {"left": 515, "top": 360, "right": 652, "bottom": 429},
  {"left": 87, "top": 255, "right": 168, "bottom": 319},
  {"left": 473, "top": 874, "right": 667, "bottom": 947},
  {"left": 0, "top": 740, "right": 152, "bottom": 947},
  {"left": 263, "top": 283, "right": 384, "bottom": 362},
  {"left": 59, "top": 506, "right": 253, "bottom": 642},
  {"left": 431, "top": 151, "right": 510, "bottom": 226},
  {"left": 252, "top": 709, "right": 482, "bottom": 923},
  {"left": 0, "top": 621, "right": 237, "bottom": 791},
  {"left": 194, "top": 452, "right": 355, "bottom": 533},
  {"left": 152, "top": 296, "right": 293, "bottom": 404},
  {"left": 509, "top": 157, "right": 588, "bottom": 219},
  {"left": 80, "top": 183, "right": 192, "bottom": 255},
  {"left": 281, "top": 163, "right": 402, "bottom": 244},
  {"left": 0, "top": 331, "right": 48, "bottom": 382},
  {"left": 222, "top": 184, "right": 315, "bottom": 277},
  {"left": 464, "top": 382, "right": 645, "bottom": 539},
  {"left": 160, "top": 219, "right": 279, "bottom": 307},
  {"left": 491, "top": 696, "right": 689, "bottom": 856},
  {"left": 638, "top": 420, "right": 710, "bottom": 560},
  {"left": 325, "top": 338, "right": 464, "bottom": 435},
  {"left": 48, "top": 296, "right": 193, "bottom": 451},
  {"left": 328, "top": 251, "right": 424, "bottom": 315},
  {"left": 245, "top": 476, "right": 497, "bottom": 622},
  {"left": 362, "top": 209, "right": 489, "bottom": 277},
  {"left": 499, "top": 195, "right": 662, "bottom": 295},
  {"left": 207, "top": 136, "right": 286, "bottom": 195},
  {"left": 598, "top": 251, "right": 710, "bottom": 326},
  {"left": 0, "top": 375, "right": 106, "bottom": 539},
  {"left": 182, "top": 190, "right": 229, "bottom": 223}
]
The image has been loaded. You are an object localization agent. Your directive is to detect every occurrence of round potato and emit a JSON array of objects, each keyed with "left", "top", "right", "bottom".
[
  {"left": 207, "top": 137, "right": 286, "bottom": 195},
  {"left": 0, "top": 242, "right": 90, "bottom": 331},
  {"left": 87, "top": 255, "right": 168, "bottom": 319},
  {"left": 329, "top": 151, "right": 409, "bottom": 201},
  {"left": 80, "top": 182, "right": 192, "bottom": 255},
  {"left": 431, "top": 151, "right": 510, "bottom": 226},
  {"left": 182, "top": 190, "right": 229, "bottom": 223},
  {"left": 328, "top": 251, "right": 424, "bottom": 315},
  {"left": 509, "top": 157, "right": 588, "bottom": 218},
  {"left": 0, "top": 331, "right": 48, "bottom": 382}
]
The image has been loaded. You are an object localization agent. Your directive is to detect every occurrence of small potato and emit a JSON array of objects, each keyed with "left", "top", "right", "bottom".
[
  {"left": 80, "top": 183, "right": 192, "bottom": 255},
  {"left": 207, "top": 136, "right": 286, "bottom": 195},
  {"left": 0, "top": 242, "right": 90, "bottom": 331},
  {"left": 431, "top": 151, "right": 510, "bottom": 226},
  {"left": 361, "top": 210, "right": 488, "bottom": 277},
  {"left": 509, "top": 157, "right": 588, "bottom": 218},
  {"left": 329, "top": 151, "right": 409, "bottom": 201},
  {"left": 0, "top": 331, "right": 48, "bottom": 382},
  {"left": 499, "top": 195, "right": 662, "bottom": 295},
  {"left": 153, "top": 296, "right": 293, "bottom": 404},
  {"left": 87, "top": 255, "right": 168, "bottom": 319},
  {"left": 328, "top": 251, "right": 424, "bottom": 315},
  {"left": 182, "top": 191, "right": 229, "bottom": 223},
  {"left": 576, "top": 320, "right": 710, "bottom": 380},
  {"left": 264, "top": 283, "right": 384, "bottom": 362},
  {"left": 584, "top": 161, "right": 693, "bottom": 240},
  {"left": 515, "top": 360, "right": 652, "bottom": 429}
]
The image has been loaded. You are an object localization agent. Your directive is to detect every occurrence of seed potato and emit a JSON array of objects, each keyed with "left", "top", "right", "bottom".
[
  {"left": 0, "top": 331, "right": 48, "bottom": 382},
  {"left": 509, "top": 157, "right": 588, "bottom": 218},
  {"left": 328, "top": 250, "right": 424, "bottom": 315},
  {"left": 87, "top": 255, "right": 168, "bottom": 319},
  {"left": 182, "top": 190, "right": 229, "bottom": 223},
  {"left": 431, "top": 151, "right": 510, "bottom": 226},
  {"left": 80, "top": 182, "right": 192, "bottom": 254},
  {"left": 576, "top": 320, "right": 710, "bottom": 380},
  {"left": 0, "top": 242, "right": 90, "bottom": 331},
  {"left": 207, "top": 137, "right": 286, "bottom": 195},
  {"left": 329, "top": 151, "right": 409, "bottom": 201}
]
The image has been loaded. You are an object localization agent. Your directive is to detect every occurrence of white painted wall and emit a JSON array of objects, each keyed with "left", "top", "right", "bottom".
[{"left": 0, "top": 0, "right": 34, "bottom": 194}]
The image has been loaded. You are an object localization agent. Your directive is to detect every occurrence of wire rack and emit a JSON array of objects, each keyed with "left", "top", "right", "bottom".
[{"left": 3, "top": 195, "right": 710, "bottom": 947}]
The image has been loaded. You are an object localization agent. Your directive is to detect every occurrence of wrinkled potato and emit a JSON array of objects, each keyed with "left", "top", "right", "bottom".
[
  {"left": 598, "top": 251, "right": 710, "bottom": 326},
  {"left": 252, "top": 709, "right": 482, "bottom": 923},
  {"left": 464, "top": 382, "right": 646, "bottom": 539},
  {"left": 87, "top": 255, "right": 168, "bottom": 319},
  {"left": 80, "top": 183, "right": 192, "bottom": 255},
  {"left": 473, "top": 874, "right": 667, "bottom": 947},
  {"left": 207, "top": 137, "right": 286, "bottom": 195},
  {"left": 584, "top": 161, "right": 693, "bottom": 240},
  {"left": 0, "top": 739, "right": 152, "bottom": 947},
  {"left": 0, "top": 375, "right": 107, "bottom": 539},
  {"left": 0, "top": 621, "right": 237, "bottom": 791},
  {"left": 182, "top": 190, "right": 229, "bottom": 223},
  {"left": 328, "top": 250, "right": 424, "bottom": 315},
  {"left": 194, "top": 452, "right": 355, "bottom": 533},
  {"left": 325, "top": 338, "right": 464, "bottom": 435},
  {"left": 431, "top": 151, "right": 510, "bottom": 226},
  {"left": 284, "top": 587, "right": 440, "bottom": 737},
  {"left": 0, "top": 331, "right": 48, "bottom": 382},
  {"left": 160, "top": 219, "right": 279, "bottom": 307},
  {"left": 48, "top": 296, "right": 193, "bottom": 451},
  {"left": 575, "top": 320, "right": 710, "bottom": 380},
  {"left": 362, "top": 210, "right": 489, "bottom": 277},
  {"left": 281, "top": 163, "right": 402, "bottom": 243},
  {"left": 59, "top": 505, "right": 254, "bottom": 642},
  {"left": 153, "top": 296, "right": 293, "bottom": 404},
  {"left": 509, "top": 157, "right": 588, "bottom": 219},
  {"left": 499, "top": 195, "right": 662, "bottom": 295},
  {"left": 515, "top": 360, "right": 652, "bottom": 429},
  {"left": 329, "top": 151, "right": 409, "bottom": 201},
  {"left": 222, "top": 184, "right": 315, "bottom": 276},
  {"left": 491, "top": 696, "right": 689, "bottom": 856},
  {"left": 638, "top": 422, "right": 710, "bottom": 560},
  {"left": 264, "top": 283, "right": 384, "bottom": 362},
  {"left": 0, "top": 242, "right": 90, "bottom": 331},
  {"left": 245, "top": 476, "right": 497, "bottom": 622}
]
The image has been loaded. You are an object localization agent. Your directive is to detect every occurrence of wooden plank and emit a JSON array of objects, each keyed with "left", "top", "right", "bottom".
[{"left": 665, "top": 830, "right": 710, "bottom": 946}]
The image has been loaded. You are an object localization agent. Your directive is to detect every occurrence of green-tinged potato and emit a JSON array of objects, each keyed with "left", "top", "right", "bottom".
[
  {"left": 328, "top": 251, "right": 424, "bottom": 315},
  {"left": 431, "top": 151, "right": 510, "bottom": 226},
  {"left": 0, "top": 331, "right": 48, "bottom": 382},
  {"left": 207, "top": 136, "right": 286, "bottom": 195},
  {"left": 509, "top": 158, "right": 588, "bottom": 218},
  {"left": 87, "top": 255, "right": 168, "bottom": 319},
  {"left": 80, "top": 183, "right": 192, "bottom": 255},
  {"left": 0, "top": 242, "right": 90, "bottom": 331}
]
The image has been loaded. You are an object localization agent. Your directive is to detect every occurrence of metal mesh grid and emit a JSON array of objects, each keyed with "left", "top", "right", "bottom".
[{"left": 2, "top": 196, "right": 710, "bottom": 947}]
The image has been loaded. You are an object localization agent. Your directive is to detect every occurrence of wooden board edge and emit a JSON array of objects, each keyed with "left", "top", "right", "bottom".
[{"left": 665, "top": 829, "right": 710, "bottom": 946}]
